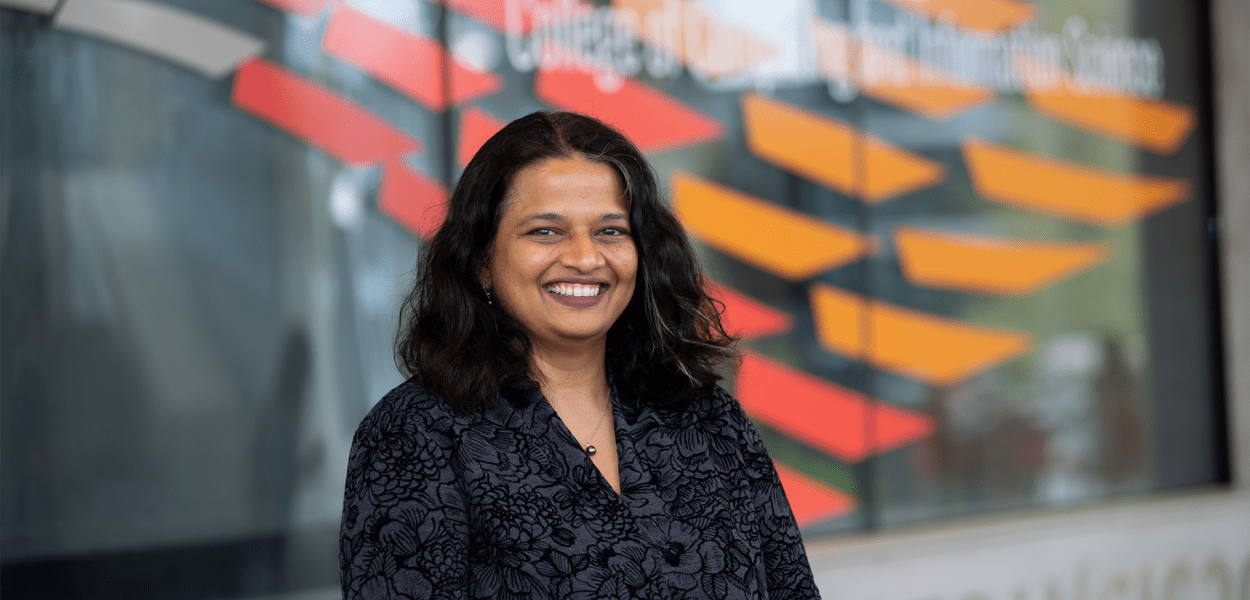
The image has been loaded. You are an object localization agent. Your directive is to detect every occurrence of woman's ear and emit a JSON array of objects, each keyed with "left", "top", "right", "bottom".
[{"left": 478, "top": 268, "right": 495, "bottom": 306}]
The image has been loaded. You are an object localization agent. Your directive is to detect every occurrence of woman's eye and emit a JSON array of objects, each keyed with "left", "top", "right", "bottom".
[
  {"left": 528, "top": 228, "right": 556, "bottom": 236},
  {"left": 600, "top": 227, "right": 629, "bottom": 236}
]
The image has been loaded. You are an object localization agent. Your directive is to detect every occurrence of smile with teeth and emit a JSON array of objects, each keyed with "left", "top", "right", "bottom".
[{"left": 546, "top": 283, "right": 604, "bottom": 297}]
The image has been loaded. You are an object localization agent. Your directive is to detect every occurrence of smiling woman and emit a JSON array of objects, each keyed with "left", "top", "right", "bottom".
[
  {"left": 483, "top": 156, "right": 638, "bottom": 358},
  {"left": 339, "top": 112, "right": 822, "bottom": 599}
]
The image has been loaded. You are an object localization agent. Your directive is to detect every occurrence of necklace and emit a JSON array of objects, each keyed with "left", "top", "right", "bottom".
[{"left": 580, "top": 397, "right": 611, "bottom": 456}]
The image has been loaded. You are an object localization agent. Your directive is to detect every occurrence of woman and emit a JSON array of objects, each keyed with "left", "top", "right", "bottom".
[{"left": 340, "top": 112, "right": 821, "bottom": 599}]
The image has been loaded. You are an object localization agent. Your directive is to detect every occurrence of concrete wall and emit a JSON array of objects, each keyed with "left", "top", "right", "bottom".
[{"left": 807, "top": 490, "right": 1250, "bottom": 600}]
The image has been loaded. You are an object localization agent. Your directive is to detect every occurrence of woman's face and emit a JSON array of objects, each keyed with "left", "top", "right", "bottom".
[{"left": 483, "top": 156, "right": 638, "bottom": 352}]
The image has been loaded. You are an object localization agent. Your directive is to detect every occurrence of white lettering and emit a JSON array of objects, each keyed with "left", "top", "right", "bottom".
[
  {"left": 504, "top": 0, "right": 1168, "bottom": 99},
  {"left": 504, "top": 0, "right": 535, "bottom": 71}
]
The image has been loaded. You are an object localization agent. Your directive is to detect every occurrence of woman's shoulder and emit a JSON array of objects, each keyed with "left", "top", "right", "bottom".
[
  {"left": 688, "top": 385, "right": 770, "bottom": 448},
  {"left": 343, "top": 380, "right": 472, "bottom": 507},
  {"left": 371, "top": 378, "right": 450, "bottom": 416},
  {"left": 353, "top": 378, "right": 470, "bottom": 442},
  {"left": 635, "top": 384, "right": 750, "bottom": 430},
  {"left": 686, "top": 384, "right": 748, "bottom": 418}
]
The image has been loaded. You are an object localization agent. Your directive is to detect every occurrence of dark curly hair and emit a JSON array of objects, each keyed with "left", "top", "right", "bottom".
[{"left": 396, "top": 111, "right": 736, "bottom": 414}]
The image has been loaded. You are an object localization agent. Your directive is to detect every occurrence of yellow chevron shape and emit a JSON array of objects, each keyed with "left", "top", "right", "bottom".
[
  {"left": 894, "top": 226, "right": 1109, "bottom": 296},
  {"left": 810, "top": 283, "right": 1032, "bottom": 386},
  {"left": 963, "top": 138, "right": 1190, "bottom": 226},
  {"left": 672, "top": 173, "right": 871, "bottom": 281},
  {"left": 742, "top": 93, "right": 945, "bottom": 202}
]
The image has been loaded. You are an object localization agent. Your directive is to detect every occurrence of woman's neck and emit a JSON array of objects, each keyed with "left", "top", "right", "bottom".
[{"left": 529, "top": 342, "right": 609, "bottom": 411}]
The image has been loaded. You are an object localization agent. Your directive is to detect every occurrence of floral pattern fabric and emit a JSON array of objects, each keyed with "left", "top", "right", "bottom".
[{"left": 339, "top": 379, "right": 822, "bottom": 599}]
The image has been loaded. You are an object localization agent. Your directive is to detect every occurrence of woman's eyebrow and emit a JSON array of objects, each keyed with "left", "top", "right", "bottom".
[
  {"left": 517, "top": 212, "right": 627, "bottom": 225},
  {"left": 518, "top": 212, "right": 564, "bottom": 225}
]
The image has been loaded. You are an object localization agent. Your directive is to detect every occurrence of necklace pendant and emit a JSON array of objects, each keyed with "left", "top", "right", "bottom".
[{"left": 586, "top": 445, "right": 597, "bottom": 456}]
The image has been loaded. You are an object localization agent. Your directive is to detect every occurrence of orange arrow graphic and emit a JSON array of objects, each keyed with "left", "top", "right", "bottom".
[
  {"left": 811, "top": 19, "right": 995, "bottom": 120},
  {"left": 894, "top": 226, "right": 1109, "bottom": 296},
  {"left": 672, "top": 173, "right": 872, "bottom": 281},
  {"left": 742, "top": 93, "right": 945, "bottom": 202},
  {"left": 1015, "top": 56, "right": 1196, "bottom": 154},
  {"left": 963, "top": 138, "right": 1190, "bottom": 226},
  {"left": 880, "top": 0, "right": 1035, "bottom": 33},
  {"left": 809, "top": 283, "right": 1032, "bottom": 386}
]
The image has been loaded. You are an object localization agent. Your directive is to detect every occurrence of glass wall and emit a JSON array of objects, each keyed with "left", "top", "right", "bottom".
[{"left": 0, "top": 0, "right": 1224, "bottom": 596}]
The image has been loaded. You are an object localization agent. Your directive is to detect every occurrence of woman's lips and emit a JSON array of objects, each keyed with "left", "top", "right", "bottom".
[
  {"left": 546, "top": 282, "right": 603, "bottom": 297},
  {"left": 546, "top": 283, "right": 607, "bottom": 308}
]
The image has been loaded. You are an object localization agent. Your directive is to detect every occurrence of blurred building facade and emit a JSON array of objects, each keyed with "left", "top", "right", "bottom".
[{"left": 1, "top": 0, "right": 1246, "bottom": 598}]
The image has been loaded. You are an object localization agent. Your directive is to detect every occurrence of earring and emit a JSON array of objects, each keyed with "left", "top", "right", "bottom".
[{"left": 482, "top": 285, "right": 494, "bottom": 305}]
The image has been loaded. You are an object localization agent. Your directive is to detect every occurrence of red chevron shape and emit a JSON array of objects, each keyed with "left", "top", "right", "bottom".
[
  {"left": 252, "top": 0, "right": 330, "bottom": 16},
  {"left": 231, "top": 58, "right": 418, "bottom": 166},
  {"left": 459, "top": 107, "right": 506, "bottom": 167},
  {"left": 322, "top": 5, "right": 503, "bottom": 111},
  {"left": 705, "top": 279, "right": 793, "bottom": 340},
  {"left": 535, "top": 68, "right": 723, "bottom": 153},
  {"left": 737, "top": 352, "right": 933, "bottom": 463},
  {"left": 774, "top": 461, "right": 856, "bottom": 527},
  {"left": 379, "top": 160, "right": 447, "bottom": 239},
  {"left": 438, "top": 0, "right": 591, "bottom": 34}
]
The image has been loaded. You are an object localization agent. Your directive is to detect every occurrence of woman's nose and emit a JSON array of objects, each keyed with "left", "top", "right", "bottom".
[{"left": 562, "top": 231, "right": 606, "bottom": 271}]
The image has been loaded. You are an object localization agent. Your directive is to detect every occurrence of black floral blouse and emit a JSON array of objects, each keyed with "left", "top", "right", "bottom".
[{"left": 339, "top": 378, "right": 822, "bottom": 599}]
